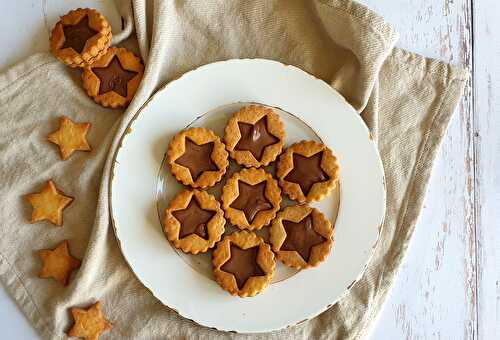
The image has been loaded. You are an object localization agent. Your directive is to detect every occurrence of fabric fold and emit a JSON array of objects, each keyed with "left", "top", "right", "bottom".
[{"left": 314, "top": 0, "right": 399, "bottom": 111}]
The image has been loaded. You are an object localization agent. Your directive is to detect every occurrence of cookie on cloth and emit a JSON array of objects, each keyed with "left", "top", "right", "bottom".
[
  {"left": 277, "top": 140, "right": 340, "bottom": 202},
  {"left": 48, "top": 116, "right": 91, "bottom": 160},
  {"left": 25, "top": 180, "right": 73, "bottom": 226},
  {"left": 68, "top": 301, "right": 113, "bottom": 340},
  {"left": 82, "top": 47, "right": 144, "bottom": 108},
  {"left": 269, "top": 204, "right": 333, "bottom": 269},
  {"left": 221, "top": 167, "right": 281, "bottom": 230},
  {"left": 163, "top": 189, "right": 225, "bottom": 254},
  {"left": 167, "top": 127, "right": 229, "bottom": 188},
  {"left": 50, "top": 8, "right": 112, "bottom": 68},
  {"left": 38, "top": 240, "right": 81, "bottom": 286},
  {"left": 213, "top": 230, "right": 275, "bottom": 297},
  {"left": 224, "top": 105, "right": 285, "bottom": 167}
]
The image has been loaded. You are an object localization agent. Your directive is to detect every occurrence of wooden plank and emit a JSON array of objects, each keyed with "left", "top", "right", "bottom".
[
  {"left": 0, "top": 0, "right": 47, "bottom": 72},
  {"left": 472, "top": 0, "right": 500, "bottom": 339},
  {"left": 358, "top": 1, "right": 477, "bottom": 339}
]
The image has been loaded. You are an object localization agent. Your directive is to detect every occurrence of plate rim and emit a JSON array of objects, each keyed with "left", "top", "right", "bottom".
[{"left": 109, "top": 58, "right": 387, "bottom": 333}]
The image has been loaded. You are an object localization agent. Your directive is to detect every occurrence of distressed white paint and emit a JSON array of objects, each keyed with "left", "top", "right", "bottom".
[
  {"left": 473, "top": 0, "right": 500, "bottom": 339},
  {"left": 362, "top": 1, "right": 477, "bottom": 339},
  {"left": 0, "top": 0, "right": 498, "bottom": 339}
]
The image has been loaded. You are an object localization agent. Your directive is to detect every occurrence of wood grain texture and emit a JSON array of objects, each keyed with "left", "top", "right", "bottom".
[
  {"left": 359, "top": 1, "right": 477, "bottom": 339},
  {"left": 473, "top": 0, "right": 500, "bottom": 339}
]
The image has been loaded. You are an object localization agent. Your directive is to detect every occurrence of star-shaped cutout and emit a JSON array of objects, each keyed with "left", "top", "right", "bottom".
[
  {"left": 230, "top": 181, "right": 272, "bottom": 223},
  {"left": 92, "top": 56, "right": 138, "bottom": 97},
  {"left": 61, "top": 15, "right": 98, "bottom": 54},
  {"left": 284, "top": 152, "right": 330, "bottom": 196},
  {"left": 25, "top": 180, "right": 73, "bottom": 226},
  {"left": 38, "top": 240, "right": 81, "bottom": 286},
  {"left": 172, "top": 196, "right": 215, "bottom": 240},
  {"left": 281, "top": 214, "right": 326, "bottom": 262},
  {"left": 68, "top": 301, "right": 113, "bottom": 340},
  {"left": 175, "top": 138, "right": 219, "bottom": 181},
  {"left": 235, "top": 116, "right": 279, "bottom": 161},
  {"left": 221, "top": 244, "right": 265, "bottom": 289},
  {"left": 48, "top": 116, "right": 91, "bottom": 160}
]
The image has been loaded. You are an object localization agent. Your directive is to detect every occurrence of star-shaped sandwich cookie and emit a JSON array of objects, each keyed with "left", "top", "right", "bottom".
[
  {"left": 48, "top": 116, "right": 91, "bottom": 160},
  {"left": 235, "top": 116, "right": 279, "bottom": 161},
  {"left": 175, "top": 138, "right": 218, "bottom": 181},
  {"left": 212, "top": 230, "right": 276, "bottom": 297},
  {"left": 25, "top": 180, "right": 73, "bottom": 226},
  {"left": 221, "top": 168, "right": 281, "bottom": 230},
  {"left": 277, "top": 140, "right": 340, "bottom": 202},
  {"left": 167, "top": 127, "right": 229, "bottom": 188},
  {"left": 38, "top": 240, "right": 81, "bottom": 285},
  {"left": 284, "top": 152, "right": 329, "bottom": 196},
  {"left": 68, "top": 301, "right": 113, "bottom": 340},
  {"left": 224, "top": 105, "right": 285, "bottom": 167},
  {"left": 229, "top": 181, "right": 272, "bottom": 224},
  {"left": 82, "top": 47, "right": 144, "bottom": 108},
  {"left": 61, "top": 15, "right": 98, "bottom": 54},
  {"left": 281, "top": 215, "right": 326, "bottom": 262},
  {"left": 92, "top": 56, "right": 138, "bottom": 97},
  {"left": 49, "top": 8, "right": 112, "bottom": 68},
  {"left": 163, "top": 189, "right": 226, "bottom": 254},
  {"left": 220, "top": 244, "right": 266, "bottom": 289},
  {"left": 269, "top": 204, "right": 334, "bottom": 269},
  {"left": 172, "top": 195, "right": 216, "bottom": 240}
]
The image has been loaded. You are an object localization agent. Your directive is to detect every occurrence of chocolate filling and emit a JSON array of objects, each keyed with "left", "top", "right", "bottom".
[
  {"left": 61, "top": 15, "right": 98, "bottom": 54},
  {"left": 284, "top": 151, "right": 329, "bottom": 195},
  {"left": 92, "top": 56, "right": 138, "bottom": 97},
  {"left": 220, "top": 244, "right": 265, "bottom": 289},
  {"left": 175, "top": 138, "right": 219, "bottom": 181},
  {"left": 230, "top": 181, "right": 272, "bottom": 223},
  {"left": 281, "top": 214, "right": 326, "bottom": 262},
  {"left": 171, "top": 196, "right": 215, "bottom": 240},
  {"left": 235, "top": 116, "right": 279, "bottom": 161}
]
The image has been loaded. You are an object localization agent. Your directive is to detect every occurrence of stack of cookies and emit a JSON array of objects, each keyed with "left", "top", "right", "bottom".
[
  {"left": 164, "top": 105, "right": 340, "bottom": 297},
  {"left": 50, "top": 8, "right": 144, "bottom": 108}
]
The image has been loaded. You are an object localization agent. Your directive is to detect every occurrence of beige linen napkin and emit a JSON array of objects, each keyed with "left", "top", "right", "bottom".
[{"left": 0, "top": 0, "right": 467, "bottom": 339}]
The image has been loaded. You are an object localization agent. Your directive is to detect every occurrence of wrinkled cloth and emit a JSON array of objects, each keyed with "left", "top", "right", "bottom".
[{"left": 0, "top": 0, "right": 466, "bottom": 339}]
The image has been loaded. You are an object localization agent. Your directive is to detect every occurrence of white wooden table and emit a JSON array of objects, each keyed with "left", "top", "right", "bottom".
[{"left": 0, "top": 1, "right": 498, "bottom": 339}]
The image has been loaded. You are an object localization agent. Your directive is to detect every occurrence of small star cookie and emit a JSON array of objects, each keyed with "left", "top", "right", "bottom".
[
  {"left": 25, "top": 180, "right": 73, "bottom": 226},
  {"left": 38, "top": 240, "right": 81, "bottom": 285},
  {"left": 68, "top": 301, "right": 113, "bottom": 340},
  {"left": 48, "top": 116, "right": 91, "bottom": 160}
]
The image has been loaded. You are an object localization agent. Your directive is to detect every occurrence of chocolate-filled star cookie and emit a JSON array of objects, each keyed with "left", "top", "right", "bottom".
[
  {"left": 224, "top": 105, "right": 285, "bottom": 167},
  {"left": 82, "top": 47, "right": 144, "bottom": 108},
  {"left": 213, "top": 230, "right": 275, "bottom": 297},
  {"left": 163, "top": 189, "right": 225, "bottom": 254},
  {"left": 167, "top": 127, "right": 229, "bottom": 188},
  {"left": 269, "top": 204, "right": 333, "bottom": 269},
  {"left": 50, "top": 8, "right": 112, "bottom": 68},
  {"left": 277, "top": 140, "right": 340, "bottom": 202},
  {"left": 221, "top": 168, "right": 281, "bottom": 230}
]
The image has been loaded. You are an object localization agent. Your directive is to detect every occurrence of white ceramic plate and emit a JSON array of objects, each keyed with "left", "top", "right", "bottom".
[{"left": 110, "top": 59, "right": 385, "bottom": 333}]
